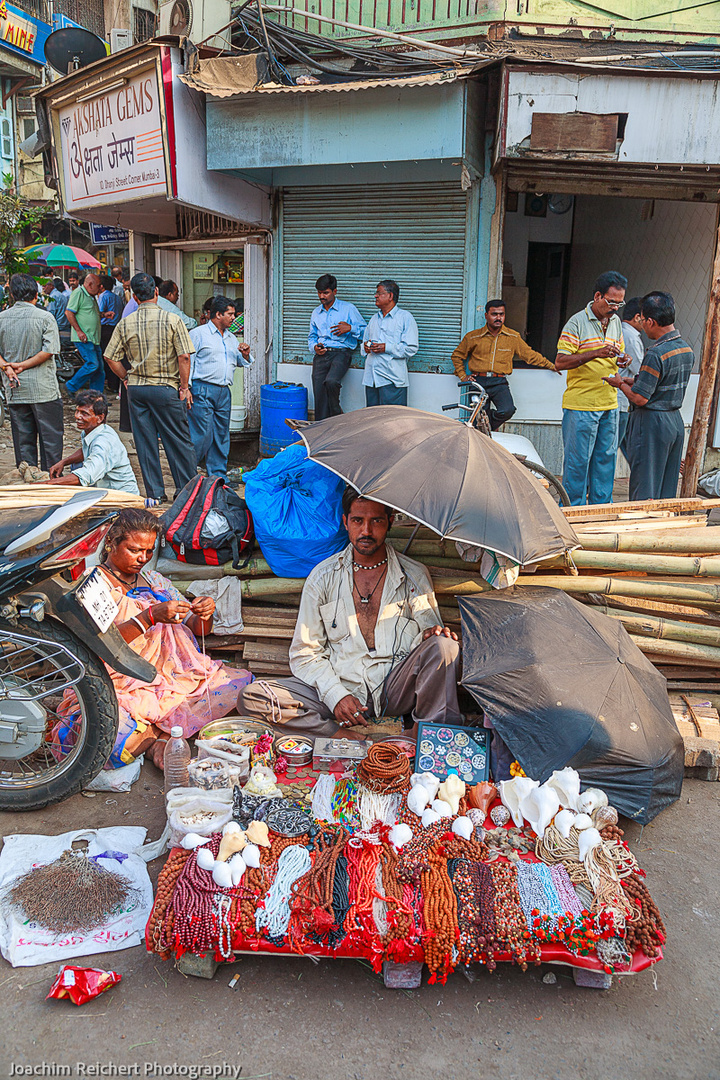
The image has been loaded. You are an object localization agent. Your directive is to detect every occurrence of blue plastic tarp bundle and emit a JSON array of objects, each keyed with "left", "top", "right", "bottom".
[{"left": 244, "top": 443, "right": 348, "bottom": 578}]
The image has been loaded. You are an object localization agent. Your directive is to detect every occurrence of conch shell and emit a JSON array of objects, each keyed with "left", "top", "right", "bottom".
[
  {"left": 578, "top": 827, "right": 602, "bottom": 860},
  {"left": 196, "top": 846, "right": 216, "bottom": 871},
  {"left": 545, "top": 767, "right": 581, "bottom": 811},
  {"left": 181, "top": 832, "right": 209, "bottom": 850},
  {"left": 554, "top": 808, "right": 576, "bottom": 839},
  {"left": 421, "top": 808, "right": 440, "bottom": 828},
  {"left": 520, "top": 783, "right": 560, "bottom": 839},
  {"left": 451, "top": 816, "right": 473, "bottom": 841},
  {"left": 573, "top": 813, "right": 593, "bottom": 831},
  {"left": 432, "top": 798, "right": 453, "bottom": 818},
  {"left": 411, "top": 772, "right": 440, "bottom": 801},
  {"left": 593, "top": 805, "right": 619, "bottom": 829},
  {"left": 229, "top": 853, "right": 247, "bottom": 885},
  {"left": 465, "top": 781, "right": 497, "bottom": 816},
  {"left": 241, "top": 843, "right": 261, "bottom": 869},
  {"left": 577, "top": 788, "right": 608, "bottom": 815},
  {"left": 407, "top": 784, "right": 431, "bottom": 816},
  {"left": 389, "top": 823, "right": 413, "bottom": 850},
  {"left": 218, "top": 822, "right": 247, "bottom": 862},
  {"left": 212, "top": 861, "right": 233, "bottom": 889},
  {"left": 245, "top": 820, "right": 270, "bottom": 847},
  {"left": 498, "top": 776, "right": 538, "bottom": 827},
  {"left": 437, "top": 774, "right": 465, "bottom": 815}
]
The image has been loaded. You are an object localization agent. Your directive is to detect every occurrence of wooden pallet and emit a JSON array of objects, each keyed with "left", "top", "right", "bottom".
[{"left": 670, "top": 693, "right": 720, "bottom": 780}]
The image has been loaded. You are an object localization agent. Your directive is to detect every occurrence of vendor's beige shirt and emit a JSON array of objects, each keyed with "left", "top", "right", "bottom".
[{"left": 289, "top": 543, "right": 442, "bottom": 715}]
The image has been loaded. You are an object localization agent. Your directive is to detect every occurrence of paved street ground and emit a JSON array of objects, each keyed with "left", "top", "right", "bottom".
[{"left": 0, "top": 766, "right": 718, "bottom": 1080}]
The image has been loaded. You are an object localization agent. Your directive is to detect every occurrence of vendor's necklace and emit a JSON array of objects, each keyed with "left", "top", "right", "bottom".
[
  {"left": 352, "top": 557, "right": 387, "bottom": 571},
  {"left": 353, "top": 566, "right": 387, "bottom": 605},
  {"left": 101, "top": 562, "right": 139, "bottom": 589}
]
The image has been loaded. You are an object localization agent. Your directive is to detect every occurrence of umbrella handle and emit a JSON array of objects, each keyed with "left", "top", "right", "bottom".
[{"left": 402, "top": 523, "right": 421, "bottom": 555}]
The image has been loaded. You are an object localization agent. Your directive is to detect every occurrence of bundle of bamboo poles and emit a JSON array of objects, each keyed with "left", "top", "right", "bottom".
[{"left": 165, "top": 496, "right": 720, "bottom": 694}]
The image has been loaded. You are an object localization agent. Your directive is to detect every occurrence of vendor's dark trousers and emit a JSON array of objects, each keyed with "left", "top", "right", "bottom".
[
  {"left": 186, "top": 380, "right": 231, "bottom": 479},
  {"left": 475, "top": 375, "right": 516, "bottom": 430},
  {"left": 101, "top": 324, "right": 120, "bottom": 393},
  {"left": 127, "top": 383, "right": 197, "bottom": 501},
  {"left": 312, "top": 349, "right": 351, "bottom": 420},
  {"left": 625, "top": 407, "right": 684, "bottom": 501},
  {"left": 365, "top": 384, "right": 408, "bottom": 407},
  {"left": 10, "top": 399, "right": 63, "bottom": 471},
  {"left": 238, "top": 634, "right": 462, "bottom": 738}
]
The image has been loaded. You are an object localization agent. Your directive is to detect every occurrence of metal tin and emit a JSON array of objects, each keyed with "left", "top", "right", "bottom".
[
  {"left": 199, "top": 717, "right": 273, "bottom": 743},
  {"left": 274, "top": 734, "right": 314, "bottom": 766}
]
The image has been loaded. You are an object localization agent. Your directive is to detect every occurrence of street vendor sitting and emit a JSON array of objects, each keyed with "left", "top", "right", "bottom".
[
  {"left": 47, "top": 390, "right": 140, "bottom": 494},
  {"left": 239, "top": 488, "right": 461, "bottom": 738},
  {"left": 54, "top": 508, "right": 253, "bottom": 768}
]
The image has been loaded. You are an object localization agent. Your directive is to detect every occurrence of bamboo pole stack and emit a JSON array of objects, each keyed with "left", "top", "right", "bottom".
[{"left": 165, "top": 496, "right": 720, "bottom": 697}]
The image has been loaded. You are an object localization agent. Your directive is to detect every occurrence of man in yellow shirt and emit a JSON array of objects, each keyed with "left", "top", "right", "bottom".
[
  {"left": 451, "top": 300, "right": 555, "bottom": 430},
  {"left": 555, "top": 271, "right": 628, "bottom": 506}
]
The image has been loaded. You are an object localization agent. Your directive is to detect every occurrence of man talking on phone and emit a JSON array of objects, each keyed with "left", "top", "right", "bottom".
[{"left": 308, "top": 274, "right": 366, "bottom": 420}]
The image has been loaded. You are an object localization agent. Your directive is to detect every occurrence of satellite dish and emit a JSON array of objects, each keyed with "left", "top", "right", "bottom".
[{"left": 44, "top": 27, "right": 107, "bottom": 76}]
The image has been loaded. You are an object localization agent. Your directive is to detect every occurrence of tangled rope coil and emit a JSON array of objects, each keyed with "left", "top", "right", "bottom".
[{"left": 356, "top": 743, "right": 411, "bottom": 795}]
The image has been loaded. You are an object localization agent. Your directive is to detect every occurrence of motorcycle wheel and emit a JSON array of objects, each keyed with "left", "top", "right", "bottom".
[
  {"left": 55, "top": 355, "right": 75, "bottom": 382},
  {"left": 518, "top": 459, "right": 571, "bottom": 507},
  {"left": 0, "top": 618, "right": 119, "bottom": 811}
]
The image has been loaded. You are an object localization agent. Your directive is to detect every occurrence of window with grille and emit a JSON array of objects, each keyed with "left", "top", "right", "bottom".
[
  {"left": 53, "top": 0, "right": 105, "bottom": 40},
  {"left": 134, "top": 7, "right": 157, "bottom": 42},
  {"left": 1, "top": 119, "right": 12, "bottom": 159}
]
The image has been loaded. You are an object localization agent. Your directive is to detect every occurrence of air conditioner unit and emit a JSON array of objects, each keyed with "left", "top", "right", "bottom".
[
  {"left": 158, "top": 0, "right": 232, "bottom": 47},
  {"left": 110, "top": 28, "right": 132, "bottom": 53},
  {"left": 16, "top": 96, "right": 35, "bottom": 114}
]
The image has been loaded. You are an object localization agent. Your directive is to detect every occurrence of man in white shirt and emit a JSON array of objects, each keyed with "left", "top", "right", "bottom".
[
  {"left": 239, "top": 488, "right": 460, "bottom": 738},
  {"left": 361, "top": 279, "right": 419, "bottom": 407},
  {"left": 47, "top": 390, "right": 139, "bottom": 493},
  {"left": 188, "top": 296, "right": 254, "bottom": 479},
  {"left": 618, "top": 296, "right": 645, "bottom": 461}
]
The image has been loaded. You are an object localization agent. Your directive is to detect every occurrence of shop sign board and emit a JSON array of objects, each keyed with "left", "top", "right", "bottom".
[
  {"left": 56, "top": 66, "right": 168, "bottom": 213},
  {"left": 90, "top": 223, "right": 130, "bottom": 244},
  {"left": 0, "top": 1, "right": 52, "bottom": 65}
]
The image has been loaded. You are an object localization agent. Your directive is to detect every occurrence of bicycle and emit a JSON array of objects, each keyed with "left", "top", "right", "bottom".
[{"left": 442, "top": 380, "right": 570, "bottom": 507}]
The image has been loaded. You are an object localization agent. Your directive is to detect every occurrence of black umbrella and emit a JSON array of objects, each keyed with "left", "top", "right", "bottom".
[
  {"left": 291, "top": 406, "right": 578, "bottom": 565},
  {"left": 458, "top": 586, "right": 684, "bottom": 823}
]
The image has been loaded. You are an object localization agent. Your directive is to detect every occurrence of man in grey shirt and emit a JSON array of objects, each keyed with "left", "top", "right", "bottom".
[{"left": 0, "top": 273, "right": 63, "bottom": 470}]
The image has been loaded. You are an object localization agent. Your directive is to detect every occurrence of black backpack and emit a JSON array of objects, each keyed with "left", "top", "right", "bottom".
[{"left": 161, "top": 476, "right": 254, "bottom": 569}]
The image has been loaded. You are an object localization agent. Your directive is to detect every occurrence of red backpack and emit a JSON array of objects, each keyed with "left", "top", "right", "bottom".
[{"left": 161, "top": 477, "right": 254, "bottom": 568}]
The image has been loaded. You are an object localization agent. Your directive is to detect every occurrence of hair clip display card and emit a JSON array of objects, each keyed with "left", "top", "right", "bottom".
[{"left": 414, "top": 722, "right": 490, "bottom": 784}]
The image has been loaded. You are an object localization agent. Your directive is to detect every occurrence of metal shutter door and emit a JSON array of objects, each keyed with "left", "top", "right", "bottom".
[{"left": 280, "top": 182, "right": 468, "bottom": 372}]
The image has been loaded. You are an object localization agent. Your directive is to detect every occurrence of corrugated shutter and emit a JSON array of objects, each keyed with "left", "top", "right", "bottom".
[{"left": 280, "top": 183, "right": 468, "bottom": 373}]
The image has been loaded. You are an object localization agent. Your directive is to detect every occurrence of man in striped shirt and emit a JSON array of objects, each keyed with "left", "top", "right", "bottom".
[
  {"left": 605, "top": 292, "right": 693, "bottom": 501},
  {"left": 555, "top": 270, "right": 629, "bottom": 505}
]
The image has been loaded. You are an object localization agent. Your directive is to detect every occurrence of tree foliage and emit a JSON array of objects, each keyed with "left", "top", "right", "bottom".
[{"left": 0, "top": 173, "right": 48, "bottom": 283}]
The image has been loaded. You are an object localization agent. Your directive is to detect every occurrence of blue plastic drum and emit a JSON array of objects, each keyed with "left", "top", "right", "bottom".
[{"left": 259, "top": 382, "right": 308, "bottom": 457}]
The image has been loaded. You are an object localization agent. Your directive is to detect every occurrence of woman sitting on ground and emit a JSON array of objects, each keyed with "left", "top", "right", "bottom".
[{"left": 54, "top": 508, "right": 253, "bottom": 769}]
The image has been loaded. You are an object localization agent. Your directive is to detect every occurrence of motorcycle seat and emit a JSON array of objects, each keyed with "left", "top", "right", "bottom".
[{"left": 0, "top": 506, "right": 59, "bottom": 555}]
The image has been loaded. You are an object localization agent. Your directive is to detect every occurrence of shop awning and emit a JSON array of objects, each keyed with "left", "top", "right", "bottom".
[{"left": 179, "top": 56, "right": 466, "bottom": 98}]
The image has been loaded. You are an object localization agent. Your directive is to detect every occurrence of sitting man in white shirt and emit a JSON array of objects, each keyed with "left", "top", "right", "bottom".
[
  {"left": 188, "top": 296, "right": 254, "bottom": 480},
  {"left": 239, "top": 488, "right": 461, "bottom": 738},
  {"left": 47, "top": 390, "right": 140, "bottom": 493}
]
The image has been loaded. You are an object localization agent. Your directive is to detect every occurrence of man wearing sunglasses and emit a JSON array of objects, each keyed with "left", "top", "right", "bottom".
[{"left": 555, "top": 270, "right": 629, "bottom": 505}]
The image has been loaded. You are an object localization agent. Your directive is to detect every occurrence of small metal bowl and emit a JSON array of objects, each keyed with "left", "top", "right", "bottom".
[
  {"left": 273, "top": 734, "right": 314, "bottom": 766},
  {"left": 198, "top": 717, "right": 273, "bottom": 744}
]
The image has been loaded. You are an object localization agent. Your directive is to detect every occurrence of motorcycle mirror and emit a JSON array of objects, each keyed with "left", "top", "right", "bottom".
[{"left": 4, "top": 490, "right": 108, "bottom": 556}]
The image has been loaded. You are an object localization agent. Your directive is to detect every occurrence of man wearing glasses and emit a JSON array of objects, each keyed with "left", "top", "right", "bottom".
[{"left": 555, "top": 271, "right": 629, "bottom": 505}]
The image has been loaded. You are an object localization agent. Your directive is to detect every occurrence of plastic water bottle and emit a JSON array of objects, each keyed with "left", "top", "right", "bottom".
[{"left": 164, "top": 726, "right": 191, "bottom": 795}]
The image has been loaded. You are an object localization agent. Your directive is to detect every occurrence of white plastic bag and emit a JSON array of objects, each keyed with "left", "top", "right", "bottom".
[
  {"left": 0, "top": 826, "right": 154, "bottom": 968},
  {"left": 188, "top": 757, "right": 233, "bottom": 790},
  {"left": 195, "top": 737, "right": 250, "bottom": 785},
  {"left": 84, "top": 756, "right": 143, "bottom": 793},
  {"left": 167, "top": 797, "right": 233, "bottom": 848}
]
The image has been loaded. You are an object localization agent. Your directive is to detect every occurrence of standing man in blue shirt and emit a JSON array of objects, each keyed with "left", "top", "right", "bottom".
[
  {"left": 308, "top": 274, "right": 366, "bottom": 420},
  {"left": 188, "top": 296, "right": 254, "bottom": 479},
  {"left": 362, "top": 280, "right": 419, "bottom": 407}
]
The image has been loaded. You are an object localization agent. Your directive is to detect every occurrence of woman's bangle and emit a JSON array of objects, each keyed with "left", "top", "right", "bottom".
[
  {"left": 146, "top": 606, "right": 155, "bottom": 626},
  {"left": 130, "top": 615, "right": 147, "bottom": 635}
]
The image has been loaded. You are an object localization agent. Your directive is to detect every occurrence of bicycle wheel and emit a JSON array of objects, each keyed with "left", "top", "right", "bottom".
[{"left": 518, "top": 459, "right": 571, "bottom": 507}]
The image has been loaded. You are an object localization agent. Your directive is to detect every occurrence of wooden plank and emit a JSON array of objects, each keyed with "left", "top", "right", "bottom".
[
  {"left": 530, "top": 112, "right": 618, "bottom": 153},
  {"left": 243, "top": 640, "right": 290, "bottom": 663},
  {"left": 564, "top": 498, "right": 718, "bottom": 520},
  {"left": 682, "top": 218, "right": 720, "bottom": 498}
]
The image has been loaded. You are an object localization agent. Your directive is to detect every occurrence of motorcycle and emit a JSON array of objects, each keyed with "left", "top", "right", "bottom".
[{"left": 0, "top": 490, "right": 156, "bottom": 811}]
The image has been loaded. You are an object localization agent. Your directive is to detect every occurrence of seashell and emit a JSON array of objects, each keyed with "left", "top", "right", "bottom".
[
  {"left": 241, "top": 843, "right": 260, "bottom": 868},
  {"left": 474, "top": 826, "right": 486, "bottom": 843},
  {"left": 577, "top": 788, "right": 608, "bottom": 815},
  {"left": 196, "top": 846, "right": 216, "bottom": 871},
  {"left": 223, "top": 821, "right": 243, "bottom": 835},
  {"left": 437, "top": 774, "right": 465, "bottom": 815},
  {"left": 229, "top": 853, "right": 246, "bottom": 886},
  {"left": 432, "top": 798, "right": 453, "bottom": 818},
  {"left": 451, "top": 816, "right": 473, "bottom": 841},
  {"left": 520, "top": 783, "right": 560, "bottom": 839},
  {"left": 466, "top": 781, "right": 497, "bottom": 815},
  {"left": 389, "top": 823, "right": 413, "bottom": 850},
  {"left": 498, "top": 777, "right": 538, "bottom": 827},
  {"left": 218, "top": 828, "right": 247, "bottom": 862},
  {"left": 578, "top": 827, "right": 602, "bottom": 861},
  {"left": 407, "top": 784, "right": 431, "bottom": 816},
  {"left": 545, "top": 767, "right": 581, "bottom": 811},
  {"left": 593, "top": 805, "right": 619, "bottom": 829},
  {"left": 573, "top": 813, "right": 593, "bottom": 831},
  {"left": 421, "top": 808, "right": 440, "bottom": 828},
  {"left": 554, "top": 808, "right": 577, "bottom": 840},
  {"left": 490, "top": 804, "right": 511, "bottom": 827},
  {"left": 467, "top": 808, "right": 485, "bottom": 827},
  {"left": 245, "top": 820, "right": 270, "bottom": 847},
  {"left": 212, "top": 861, "right": 234, "bottom": 889},
  {"left": 180, "top": 832, "right": 208, "bottom": 850},
  {"left": 411, "top": 772, "right": 440, "bottom": 800}
]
